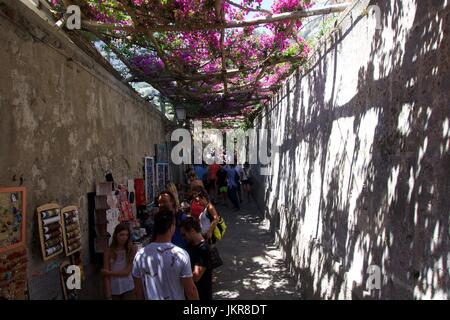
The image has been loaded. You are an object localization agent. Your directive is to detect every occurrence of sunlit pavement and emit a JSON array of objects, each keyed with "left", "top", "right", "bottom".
[{"left": 213, "top": 200, "right": 301, "bottom": 300}]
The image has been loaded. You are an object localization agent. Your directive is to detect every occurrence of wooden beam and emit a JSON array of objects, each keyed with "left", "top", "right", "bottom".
[
  {"left": 80, "top": 3, "right": 350, "bottom": 33},
  {"left": 226, "top": 3, "right": 349, "bottom": 29},
  {"left": 225, "top": 0, "right": 272, "bottom": 15}
]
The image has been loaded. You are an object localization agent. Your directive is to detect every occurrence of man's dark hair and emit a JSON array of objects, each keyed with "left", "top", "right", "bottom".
[
  {"left": 188, "top": 171, "right": 197, "bottom": 179},
  {"left": 158, "top": 190, "right": 176, "bottom": 210},
  {"left": 191, "top": 185, "right": 207, "bottom": 193},
  {"left": 180, "top": 216, "right": 202, "bottom": 233},
  {"left": 154, "top": 207, "right": 175, "bottom": 235},
  {"left": 197, "top": 189, "right": 210, "bottom": 202}
]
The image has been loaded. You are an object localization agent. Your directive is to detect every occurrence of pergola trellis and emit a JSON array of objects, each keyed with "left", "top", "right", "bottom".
[{"left": 46, "top": 0, "right": 349, "bottom": 122}]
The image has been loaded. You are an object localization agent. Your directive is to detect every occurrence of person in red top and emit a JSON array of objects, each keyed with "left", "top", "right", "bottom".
[
  {"left": 207, "top": 163, "right": 220, "bottom": 203},
  {"left": 190, "top": 199, "right": 204, "bottom": 220},
  {"left": 190, "top": 185, "right": 207, "bottom": 219}
]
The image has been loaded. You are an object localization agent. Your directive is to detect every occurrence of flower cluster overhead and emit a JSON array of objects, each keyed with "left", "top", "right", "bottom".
[{"left": 49, "top": 0, "right": 313, "bottom": 118}]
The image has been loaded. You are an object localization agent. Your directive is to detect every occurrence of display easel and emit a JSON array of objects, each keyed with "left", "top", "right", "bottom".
[{"left": 59, "top": 260, "right": 78, "bottom": 300}]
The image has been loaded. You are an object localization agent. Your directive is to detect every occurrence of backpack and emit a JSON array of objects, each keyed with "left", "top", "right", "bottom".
[{"left": 206, "top": 210, "right": 227, "bottom": 242}]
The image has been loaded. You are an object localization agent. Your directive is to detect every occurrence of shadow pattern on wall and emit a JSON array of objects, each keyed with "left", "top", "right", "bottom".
[{"left": 255, "top": 0, "right": 449, "bottom": 299}]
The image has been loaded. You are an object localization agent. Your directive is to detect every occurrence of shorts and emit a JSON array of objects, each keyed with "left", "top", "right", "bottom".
[
  {"left": 219, "top": 186, "right": 227, "bottom": 193},
  {"left": 242, "top": 179, "right": 251, "bottom": 186},
  {"left": 112, "top": 290, "right": 135, "bottom": 300}
]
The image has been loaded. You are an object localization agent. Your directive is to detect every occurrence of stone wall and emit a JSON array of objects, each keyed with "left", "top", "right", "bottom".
[
  {"left": 253, "top": 0, "right": 449, "bottom": 299},
  {"left": 0, "top": 0, "right": 168, "bottom": 299}
]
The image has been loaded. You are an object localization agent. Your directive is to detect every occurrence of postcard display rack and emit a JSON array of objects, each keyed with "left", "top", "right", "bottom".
[
  {"left": 61, "top": 206, "right": 82, "bottom": 255},
  {"left": 37, "top": 204, "right": 82, "bottom": 261},
  {"left": 94, "top": 182, "right": 115, "bottom": 252},
  {"left": 37, "top": 204, "right": 64, "bottom": 260}
]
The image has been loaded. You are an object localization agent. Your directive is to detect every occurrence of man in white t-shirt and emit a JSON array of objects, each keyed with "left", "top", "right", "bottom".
[{"left": 132, "top": 208, "right": 199, "bottom": 300}]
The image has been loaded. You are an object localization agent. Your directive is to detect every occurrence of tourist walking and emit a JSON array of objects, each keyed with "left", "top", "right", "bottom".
[
  {"left": 225, "top": 164, "right": 240, "bottom": 211},
  {"left": 157, "top": 190, "right": 188, "bottom": 250},
  {"left": 180, "top": 217, "right": 213, "bottom": 301},
  {"left": 242, "top": 162, "right": 253, "bottom": 202},
  {"left": 102, "top": 223, "right": 136, "bottom": 300},
  {"left": 216, "top": 165, "right": 228, "bottom": 207},
  {"left": 188, "top": 171, "right": 205, "bottom": 193},
  {"left": 207, "top": 162, "right": 221, "bottom": 203},
  {"left": 132, "top": 208, "right": 199, "bottom": 300},
  {"left": 235, "top": 163, "right": 244, "bottom": 203},
  {"left": 192, "top": 190, "right": 220, "bottom": 242},
  {"left": 166, "top": 182, "right": 180, "bottom": 209}
]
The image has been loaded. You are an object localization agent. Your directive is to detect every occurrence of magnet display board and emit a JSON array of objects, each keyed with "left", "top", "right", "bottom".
[
  {"left": 0, "top": 247, "right": 28, "bottom": 299},
  {"left": 37, "top": 203, "right": 64, "bottom": 261},
  {"left": 0, "top": 187, "right": 26, "bottom": 254}
]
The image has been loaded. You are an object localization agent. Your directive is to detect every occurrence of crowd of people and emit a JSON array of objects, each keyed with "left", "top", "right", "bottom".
[
  {"left": 101, "top": 162, "right": 253, "bottom": 300},
  {"left": 188, "top": 162, "right": 254, "bottom": 210}
]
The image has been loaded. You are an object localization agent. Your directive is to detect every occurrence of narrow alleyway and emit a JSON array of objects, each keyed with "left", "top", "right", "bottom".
[
  {"left": 213, "top": 201, "right": 300, "bottom": 300},
  {"left": 1, "top": 0, "right": 448, "bottom": 301}
]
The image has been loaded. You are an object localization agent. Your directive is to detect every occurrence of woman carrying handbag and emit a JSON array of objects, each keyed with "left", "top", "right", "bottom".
[{"left": 193, "top": 190, "right": 224, "bottom": 270}]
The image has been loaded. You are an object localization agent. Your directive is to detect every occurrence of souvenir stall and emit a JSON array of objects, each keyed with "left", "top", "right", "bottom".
[{"left": 92, "top": 175, "right": 152, "bottom": 256}]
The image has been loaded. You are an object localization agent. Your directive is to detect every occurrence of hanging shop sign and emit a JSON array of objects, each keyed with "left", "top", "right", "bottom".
[
  {"left": 118, "top": 184, "right": 134, "bottom": 222},
  {"left": 134, "top": 178, "right": 146, "bottom": 207}
]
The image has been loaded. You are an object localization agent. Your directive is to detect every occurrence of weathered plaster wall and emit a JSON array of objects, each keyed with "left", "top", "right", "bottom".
[
  {"left": 253, "top": 0, "right": 449, "bottom": 299},
  {"left": 0, "top": 1, "right": 167, "bottom": 298}
]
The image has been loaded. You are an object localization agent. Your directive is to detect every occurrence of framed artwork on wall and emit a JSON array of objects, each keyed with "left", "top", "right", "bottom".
[
  {"left": 155, "top": 144, "right": 168, "bottom": 163},
  {"left": 156, "top": 163, "right": 168, "bottom": 194},
  {"left": 164, "top": 162, "right": 170, "bottom": 183},
  {"left": 144, "top": 157, "right": 155, "bottom": 205},
  {"left": 0, "top": 187, "right": 26, "bottom": 254}
]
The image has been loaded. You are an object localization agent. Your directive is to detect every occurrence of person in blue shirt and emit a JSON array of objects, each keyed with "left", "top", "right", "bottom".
[
  {"left": 194, "top": 163, "right": 209, "bottom": 183},
  {"left": 157, "top": 191, "right": 188, "bottom": 249},
  {"left": 225, "top": 164, "right": 240, "bottom": 211}
]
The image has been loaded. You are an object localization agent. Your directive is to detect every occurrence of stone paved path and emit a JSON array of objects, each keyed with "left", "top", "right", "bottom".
[{"left": 212, "top": 200, "right": 301, "bottom": 300}]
